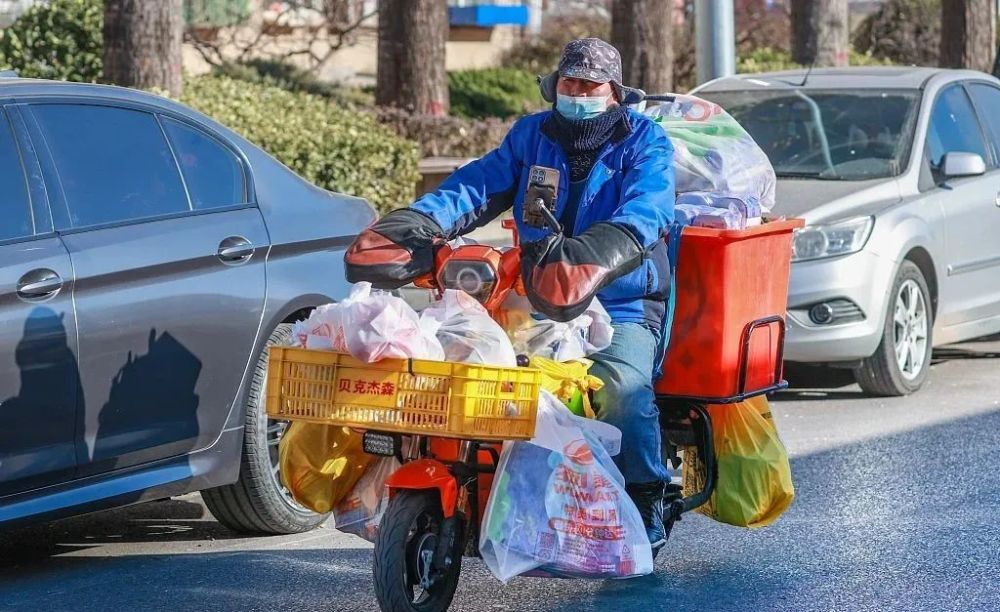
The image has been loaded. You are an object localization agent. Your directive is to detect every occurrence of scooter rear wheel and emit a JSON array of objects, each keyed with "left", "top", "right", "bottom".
[{"left": 373, "top": 491, "right": 463, "bottom": 612}]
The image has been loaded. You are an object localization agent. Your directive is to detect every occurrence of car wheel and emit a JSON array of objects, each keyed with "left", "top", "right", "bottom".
[
  {"left": 201, "top": 323, "right": 328, "bottom": 534},
  {"left": 854, "top": 261, "right": 933, "bottom": 396}
]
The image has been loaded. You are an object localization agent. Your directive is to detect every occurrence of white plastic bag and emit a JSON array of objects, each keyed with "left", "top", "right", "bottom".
[
  {"left": 421, "top": 290, "right": 517, "bottom": 366},
  {"left": 676, "top": 191, "right": 762, "bottom": 229},
  {"left": 675, "top": 202, "right": 744, "bottom": 230},
  {"left": 645, "top": 93, "right": 776, "bottom": 211},
  {"left": 510, "top": 299, "right": 614, "bottom": 362},
  {"left": 479, "top": 391, "right": 652, "bottom": 582},
  {"left": 293, "top": 282, "right": 444, "bottom": 362},
  {"left": 291, "top": 292, "right": 356, "bottom": 352},
  {"left": 333, "top": 455, "right": 399, "bottom": 543}
]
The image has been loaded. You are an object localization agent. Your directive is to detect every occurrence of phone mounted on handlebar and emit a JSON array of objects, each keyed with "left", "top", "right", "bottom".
[{"left": 523, "top": 165, "right": 562, "bottom": 232}]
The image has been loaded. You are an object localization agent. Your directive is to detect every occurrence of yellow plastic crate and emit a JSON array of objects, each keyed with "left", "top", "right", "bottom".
[{"left": 265, "top": 347, "right": 541, "bottom": 441}]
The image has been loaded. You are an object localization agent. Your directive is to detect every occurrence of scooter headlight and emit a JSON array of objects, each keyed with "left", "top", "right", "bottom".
[{"left": 440, "top": 260, "right": 497, "bottom": 303}]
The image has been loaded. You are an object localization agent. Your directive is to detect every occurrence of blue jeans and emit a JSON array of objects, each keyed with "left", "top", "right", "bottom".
[{"left": 589, "top": 322, "right": 671, "bottom": 485}]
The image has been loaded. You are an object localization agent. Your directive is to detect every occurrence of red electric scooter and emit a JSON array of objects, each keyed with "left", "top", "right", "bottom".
[
  {"left": 271, "top": 210, "right": 801, "bottom": 612},
  {"left": 366, "top": 208, "right": 799, "bottom": 611}
]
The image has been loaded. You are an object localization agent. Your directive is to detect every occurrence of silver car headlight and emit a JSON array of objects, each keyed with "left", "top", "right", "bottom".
[{"left": 792, "top": 216, "right": 875, "bottom": 262}]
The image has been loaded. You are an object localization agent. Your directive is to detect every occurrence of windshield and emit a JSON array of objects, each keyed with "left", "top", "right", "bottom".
[{"left": 701, "top": 89, "right": 921, "bottom": 180}]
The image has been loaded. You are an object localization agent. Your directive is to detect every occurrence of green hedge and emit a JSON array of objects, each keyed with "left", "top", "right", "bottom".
[
  {"left": 177, "top": 75, "right": 420, "bottom": 213},
  {"left": 736, "top": 47, "right": 892, "bottom": 75},
  {"left": 448, "top": 67, "right": 545, "bottom": 119},
  {"left": 0, "top": 0, "right": 102, "bottom": 82}
]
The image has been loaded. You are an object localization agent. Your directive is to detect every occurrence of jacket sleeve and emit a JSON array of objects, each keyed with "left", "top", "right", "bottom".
[
  {"left": 609, "top": 122, "right": 676, "bottom": 248},
  {"left": 410, "top": 119, "right": 525, "bottom": 238}
]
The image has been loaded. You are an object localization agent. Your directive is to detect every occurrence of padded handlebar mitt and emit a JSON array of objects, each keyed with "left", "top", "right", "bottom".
[
  {"left": 345, "top": 208, "right": 446, "bottom": 290},
  {"left": 520, "top": 222, "right": 643, "bottom": 322}
]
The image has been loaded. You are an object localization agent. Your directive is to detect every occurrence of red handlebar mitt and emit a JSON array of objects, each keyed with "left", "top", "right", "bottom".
[
  {"left": 520, "top": 222, "right": 642, "bottom": 322},
  {"left": 345, "top": 208, "right": 445, "bottom": 289}
]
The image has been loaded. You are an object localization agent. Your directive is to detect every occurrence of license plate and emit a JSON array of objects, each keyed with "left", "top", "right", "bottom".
[{"left": 363, "top": 431, "right": 401, "bottom": 457}]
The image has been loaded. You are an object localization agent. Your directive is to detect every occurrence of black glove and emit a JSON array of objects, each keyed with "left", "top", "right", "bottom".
[
  {"left": 520, "top": 222, "right": 643, "bottom": 321},
  {"left": 345, "top": 208, "right": 445, "bottom": 289}
]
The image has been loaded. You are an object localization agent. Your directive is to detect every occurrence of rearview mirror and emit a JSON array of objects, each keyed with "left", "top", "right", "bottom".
[{"left": 942, "top": 151, "right": 986, "bottom": 179}]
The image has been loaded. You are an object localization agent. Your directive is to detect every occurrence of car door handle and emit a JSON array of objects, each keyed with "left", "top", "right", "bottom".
[
  {"left": 217, "top": 236, "right": 255, "bottom": 263},
  {"left": 995, "top": 191, "right": 1000, "bottom": 207},
  {"left": 17, "top": 269, "right": 63, "bottom": 299}
]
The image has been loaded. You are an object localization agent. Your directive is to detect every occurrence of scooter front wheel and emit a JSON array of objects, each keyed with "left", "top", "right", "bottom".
[{"left": 373, "top": 490, "right": 463, "bottom": 612}]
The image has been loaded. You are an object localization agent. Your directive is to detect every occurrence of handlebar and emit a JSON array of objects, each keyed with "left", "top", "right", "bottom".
[{"left": 537, "top": 205, "right": 563, "bottom": 234}]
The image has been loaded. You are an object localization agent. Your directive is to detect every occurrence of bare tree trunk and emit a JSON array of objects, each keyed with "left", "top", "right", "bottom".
[
  {"left": 611, "top": 0, "right": 673, "bottom": 93},
  {"left": 790, "top": 0, "right": 849, "bottom": 67},
  {"left": 940, "top": 0, "right": 997, "bottom": 72},
  {"left": 376, "top": 0, "right": 449, "bottom": 116},
  {"left": 103, "top": 0, "right": 184, "bottom": 96}
]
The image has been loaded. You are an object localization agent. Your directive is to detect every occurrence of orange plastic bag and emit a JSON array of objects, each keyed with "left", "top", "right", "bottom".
[
  {"left": 687, "top": 396, "right": 794, "bottom": 528},
  {"left": 278, "top": 423, "right": 374, "bottom": 514}
]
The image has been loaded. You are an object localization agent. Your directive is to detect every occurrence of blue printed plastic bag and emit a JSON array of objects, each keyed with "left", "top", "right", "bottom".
[{"left": 479, "top": 391, "right": 653, "bottom": 582}]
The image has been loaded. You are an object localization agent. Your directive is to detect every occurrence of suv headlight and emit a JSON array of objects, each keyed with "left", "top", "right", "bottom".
[{"left": 792, "top": 216, "right": 874, "bottom": 262}]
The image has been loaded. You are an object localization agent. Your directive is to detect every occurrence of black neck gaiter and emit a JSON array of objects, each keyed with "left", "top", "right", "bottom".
[{"left": 550, "top": 104, "right": 628, "bottom": 181}]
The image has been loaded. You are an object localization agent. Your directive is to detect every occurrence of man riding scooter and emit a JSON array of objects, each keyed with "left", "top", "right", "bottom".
[{"left": 345, "top": 38, "right": 676, "bottom": 555}]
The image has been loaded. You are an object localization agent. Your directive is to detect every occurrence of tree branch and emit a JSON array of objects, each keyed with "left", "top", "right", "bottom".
[{"left": 184, "top": 0, "right": 377, "bottom": 72}]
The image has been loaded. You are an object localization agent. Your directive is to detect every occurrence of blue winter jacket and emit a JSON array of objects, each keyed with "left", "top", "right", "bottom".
[{"left": 411, "top": 108, "right": 676, "bottom": 327}]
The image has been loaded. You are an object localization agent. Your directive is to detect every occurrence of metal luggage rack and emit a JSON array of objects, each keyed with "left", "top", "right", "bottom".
[{"left": 655, "top": 315, "right": 789, "bottom": 527}]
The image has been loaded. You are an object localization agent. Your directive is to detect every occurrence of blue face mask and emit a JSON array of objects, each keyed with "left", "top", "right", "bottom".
[{"left": 556, "top": 93, "right": 610, "bottom": 120}]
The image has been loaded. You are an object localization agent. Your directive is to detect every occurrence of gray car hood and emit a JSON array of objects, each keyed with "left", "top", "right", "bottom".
[{"left": 772, "top": 178, "right": 902, "bottom": 223}]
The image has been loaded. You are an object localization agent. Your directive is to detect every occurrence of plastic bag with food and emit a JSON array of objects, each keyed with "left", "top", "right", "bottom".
[
  {"left": 293, "top": 282, "right": 444, "bottom": 362},
  {"left": 479, "top": 391, "right": 649, "bottom": 582},
  {"left": 645, "top": 93, "right": 776, "bottom": 211},
  {"left": 420, "top": 290, "right": 517, "bottom": 366},
  {"left": 507, "top": 299, "right": 614, "bottom": 362}
]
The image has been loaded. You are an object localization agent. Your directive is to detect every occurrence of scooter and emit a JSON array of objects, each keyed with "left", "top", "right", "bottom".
[{"left": 360, "top": 212, "right": 750, "bottom": 612}]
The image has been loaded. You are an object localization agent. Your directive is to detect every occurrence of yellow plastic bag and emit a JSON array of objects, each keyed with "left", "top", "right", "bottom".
[
  {"left": 528, "top": 357, "right": 604, "bottom": 418},
  {"left": 278, "top": 422, "right": 374, "bottom": 514},
  {"left": 687, "top": 396, "right": 794, "bottom": 528}
]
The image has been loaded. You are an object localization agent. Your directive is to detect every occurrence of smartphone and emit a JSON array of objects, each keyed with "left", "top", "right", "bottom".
[{"left": 523, "top": 165, "right": 560, "bottom": 229}]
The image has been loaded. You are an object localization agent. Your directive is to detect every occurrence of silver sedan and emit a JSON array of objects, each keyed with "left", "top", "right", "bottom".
[{"left": 696, "top": 67, "right": 1000, "bottom": 395}]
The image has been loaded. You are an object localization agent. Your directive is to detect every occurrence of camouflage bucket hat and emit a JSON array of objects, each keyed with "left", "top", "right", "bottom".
[{"left": 538, "top": 38, "right": 645, "bottom": 106}]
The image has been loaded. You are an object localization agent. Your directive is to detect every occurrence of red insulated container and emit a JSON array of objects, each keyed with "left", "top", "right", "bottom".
[{"left": 655, "top": 219, "right": 805, "bottom": 401}]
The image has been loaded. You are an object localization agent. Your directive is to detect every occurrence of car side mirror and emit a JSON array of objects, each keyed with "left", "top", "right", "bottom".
[{"left": 941, "top": 151, "right": 986, "bottom": 179}]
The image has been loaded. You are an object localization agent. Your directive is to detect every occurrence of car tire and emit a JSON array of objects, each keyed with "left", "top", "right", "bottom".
[
  {"left": 201, "top": 323, "right": 328, "bottom": 534},
  {"left": 854, "top": 261, "right": 933, "bottom": 397}
]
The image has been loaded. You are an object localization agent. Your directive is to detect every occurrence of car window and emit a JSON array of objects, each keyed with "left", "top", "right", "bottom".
[
  {"left": 703, "top": 89, "right": 920, "bottom": 181},
  {"left": 32, "top": 104, "right": 189, "bottom": 229},
  {"left": 967, "top": 83, "right": 1000, "bottom": 167},
  {"left": 161, "top": 117, "right": 246, "bottom": 210},
  {"left": 0, "top": 108, "right": 34, "bottom": 241},
  {"left": 925, "top": 85, "right": 989, "bottom": 169}
]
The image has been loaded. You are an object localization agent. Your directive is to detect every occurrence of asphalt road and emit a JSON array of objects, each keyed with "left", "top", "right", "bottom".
[{"left": 2, "top": 337, "right": 999, "bottom": 612}]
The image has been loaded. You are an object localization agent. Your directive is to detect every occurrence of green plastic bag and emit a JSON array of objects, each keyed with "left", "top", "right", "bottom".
[{"left": 686, "top": 396, "right": 794, "bottom": 528}]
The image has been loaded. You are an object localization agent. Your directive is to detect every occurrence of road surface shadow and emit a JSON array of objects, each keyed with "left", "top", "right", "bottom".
[
  {"left": 931, "top": 331, "right": 1000, "bottom": 362},
  {"left": 772, "top": 362, "right": 861, "bottom": 402},
  {"left": 776, "top": 332, "right": 1000, "bottom": 401},
  {"left": 0, "top": 497, "right": 244, "bottom": 567},
  {"left": 1, "top": 410, "right": 997, "bottom": 611}
]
